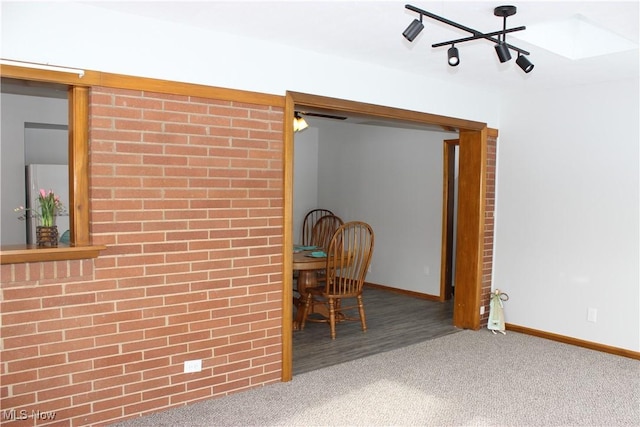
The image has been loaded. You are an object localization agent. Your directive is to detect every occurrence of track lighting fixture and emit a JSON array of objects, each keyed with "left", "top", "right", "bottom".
[
  {"left": 495, "top": 42, "right": 512, "bottom": 63},
  {"left": 403, "top": 4, "right": 535, "bottom": 74},
  {"left": 516, "top": 53, "right": 534, "bottom": 73},
  {"left": 402, "top": 17, "right": 424, "bottom": 42},
  {"left": 447, "top": 45, "right": 460, "bottom": 67},
  {"left": 293, "top": 112, "right": 309, "bottom": 133}
]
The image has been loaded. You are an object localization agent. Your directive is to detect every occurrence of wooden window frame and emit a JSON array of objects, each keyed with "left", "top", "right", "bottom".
[{"left": 0, "top": 65, "right": 105, "bottom": 264}]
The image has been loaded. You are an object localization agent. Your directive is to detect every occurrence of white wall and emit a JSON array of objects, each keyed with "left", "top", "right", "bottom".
[
  {"left": 25, "top": 125, "right": 68, "bottom": 165},
  {"left": 0, "top": 94, "right": 68, "bottom": 245},
  {"left": 293, "top": 127, "right": 320, "bottom": 245},
  {"left": 313, "top": 120, "right": 454, "bottom": 295},
  {"left": 495, "top": 78, "right": 640, "bottom": 351}
]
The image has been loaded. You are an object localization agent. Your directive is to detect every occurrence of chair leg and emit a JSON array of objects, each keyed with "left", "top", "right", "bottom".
[
  {"left": 300, "top": 293, "right": 312, "bottom": 330},
  {"left": 335, "top": 298, "right": 342, "bottom": 316},
  {"left": 328, "top": 298, "right": 337, "bottom": 339},
  {"left": 357, "top": 294, "right": 367, "bottom": 333}
]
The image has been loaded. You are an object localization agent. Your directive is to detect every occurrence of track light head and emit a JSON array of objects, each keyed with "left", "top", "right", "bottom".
[
  {"left": 494, "top": 42, "right": 512, "bottom": 63},
  {"left": 516, "top": 54, "right": 534, "bottom": 73},
  {"left": 447, "top": 46, "right": 460, "bottom": 67},
  {"left": 403, "top": 18, "right": 424, "bottom": 42}
]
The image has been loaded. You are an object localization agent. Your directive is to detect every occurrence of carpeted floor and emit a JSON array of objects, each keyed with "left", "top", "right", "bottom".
[{"left": 111, "top": 330, "right": 640, "bottom": 426}]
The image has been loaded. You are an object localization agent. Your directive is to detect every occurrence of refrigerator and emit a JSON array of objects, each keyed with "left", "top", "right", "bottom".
[{"left": 25, "top": 164, "right": 70, "bottom": 244}]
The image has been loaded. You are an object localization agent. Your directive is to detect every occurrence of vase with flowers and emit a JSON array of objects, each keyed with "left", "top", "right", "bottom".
[{"left": 15, "top": 189, "right": 66, "bottom": 247}]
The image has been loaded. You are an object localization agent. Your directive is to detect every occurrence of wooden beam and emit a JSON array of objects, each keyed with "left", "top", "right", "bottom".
[{"left": 452, "top": 128, "right": 487, "bottom": 329}]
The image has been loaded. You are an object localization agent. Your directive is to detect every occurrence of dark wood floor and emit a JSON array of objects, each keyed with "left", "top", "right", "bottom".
[{"left": 293, "top": 286, "right": 459, "bottom": 375}]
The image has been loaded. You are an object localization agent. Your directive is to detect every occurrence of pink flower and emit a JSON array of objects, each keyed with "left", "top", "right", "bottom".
[{"left": 39, "top": 189, "right": 46, "bottom": 198}]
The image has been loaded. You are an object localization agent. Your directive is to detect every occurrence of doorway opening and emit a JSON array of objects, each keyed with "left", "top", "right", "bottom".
[{"left": 282, "top": 91, "right": 494, "bottom": 381}]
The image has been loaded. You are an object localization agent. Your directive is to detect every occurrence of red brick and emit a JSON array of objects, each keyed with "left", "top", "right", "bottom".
[
  {"left": 124, "top": 377, "right": 169, "bottom": 394},
  {"left": 8, "top": 354, "right": 67, "bottom": 372},
  {"left": 1, "top": 370, "right": 38, "bottom": 387},
  {"left": 120, "top": 337, "right": 167, "bottom": 353},
  {"left": 38, "top": 381, "right": 91, "bottom": 402},
  {"left": 143, "top": 384, "right": 185, "bottom": 402},
  {"left": 0, "top": 323, "right": 37, "bottom": 338},
  {"left": 67, "top": 345, "right": 120, "bottom": 362},
  {"left": 39, "top": 360, "right": 93, "bottom": 379},
  {"left": 2, "top": 283, "right": 63, "bottom": 300},
  {"left": 2, "top": 308, "right": 61, "bottom": 326},
  {"left": 143, "top": 345, "right": 188, "bottom": 363},
  {"left": 119, "top": 317, "right": 166, "bottom": 332},
  {"left": 0, "top": 393, "right": 37, "bottom": 411},
  {"left": 123, "top": 397, "right": 171, "bottom": 417},
  {"left": 72, "top": 386, "right": 123, "bottom": 406},
  {"left": 75, "top": 408, "right": 123, "bottom": 427}
]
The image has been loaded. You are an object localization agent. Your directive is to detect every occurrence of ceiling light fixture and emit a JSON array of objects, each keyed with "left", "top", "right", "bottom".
[
  {"left": 495, "top": 42, "right": 512, "bottom": 63},
  {"left": 402, "top": 16, "right": 424, "bottom": 42},
  {"left": 293, "top": 112, "right": 309, "bottom": 133},
  {"left": 516, "top": 53, "right": 534, "bottom": 73},
  {"left": 403, "top": 4, "right": 534, "bottom": 73},
  {"left": 447, "top": 45, "right": 460, "bottom": 67}
]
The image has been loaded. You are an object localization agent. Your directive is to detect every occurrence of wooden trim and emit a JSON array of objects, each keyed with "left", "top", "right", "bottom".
[
  {"left": 440, "top": 139, "right": 459, "bottom": 302},
  {"left": 0, "top": 64, "right": 95, "bottom": 87},
  {"left": 288, "top": 91, "right": 486, "bottom": 131},
  {"left": 0, "top": 67, "right": 106, "bottom": 264},
  {"left": 0, "top": 64, "right": 284, "bottom": 108},
  {"left": 364, "top": 283, "right": 441, "bottom": 302},
  {"left": 452, "top": 128, "right": 488, "bottom": 330},
  {"left": 97, "top": 73, "right": 284, "bottom": 107},
  {"left": 68, "top": 86, "right": 90, "bottom": 246},
  {"left": 506, "top": 323, "right": 640, "bottom": 361},
  {"left": 0, "top": 244, "right": 107, "bottom": 264},
  {"left": 281, "top": 94, "right": 295, "bottom": 382}
]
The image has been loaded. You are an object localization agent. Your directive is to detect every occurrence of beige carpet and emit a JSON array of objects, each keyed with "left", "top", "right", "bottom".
[{"left": 112, "top": 330, "right": 640, "bottom": 426}]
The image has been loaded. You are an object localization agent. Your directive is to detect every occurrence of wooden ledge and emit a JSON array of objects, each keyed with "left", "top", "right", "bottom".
[{"left": 0, "top": 244, "right": 107, "bottom": 264}]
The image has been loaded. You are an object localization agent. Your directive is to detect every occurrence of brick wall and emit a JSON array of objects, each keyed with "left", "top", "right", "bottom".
[
  {"left": 1, "top": 87, "right": 284, "bottom": 426},
  {"left": 480, "top": 134, "right": 497, "bottom": 325}
]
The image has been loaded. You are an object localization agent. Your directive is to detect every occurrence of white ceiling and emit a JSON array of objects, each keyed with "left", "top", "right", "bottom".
[{"left": 84, "top": 0, "right": 639, "bottom": 95}]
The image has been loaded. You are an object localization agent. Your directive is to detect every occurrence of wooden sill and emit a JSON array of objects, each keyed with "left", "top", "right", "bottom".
[{"left": 0, "top": 244, "right": 107, "bottom": 264}]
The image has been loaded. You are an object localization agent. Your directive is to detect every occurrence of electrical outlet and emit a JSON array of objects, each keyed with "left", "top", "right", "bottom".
[
  {"left": 184, "top": 360, "right": 202, "bottom": 373},
  {"left": 480, "top": 306, "right": 485, "bottom": 315},
  {"left": 587, "top": 308, "right": 597, "bottom": 323}
]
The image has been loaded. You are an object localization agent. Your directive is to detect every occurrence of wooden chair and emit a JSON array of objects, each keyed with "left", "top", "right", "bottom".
[
  {"left": 300, "top": 221, "right": 375, "bottom": 339},
  {"left": 310, "top": 214, "right": 343, "bottom": 250},
  {"left": 308, "top": 214, "right": 344, "bottom": 289},
  {"left": 294, "top": 209, "right": 335, "bottom": 313},
  {"left": 301, "top": 208, "right": 334, "bottom": 245}
]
